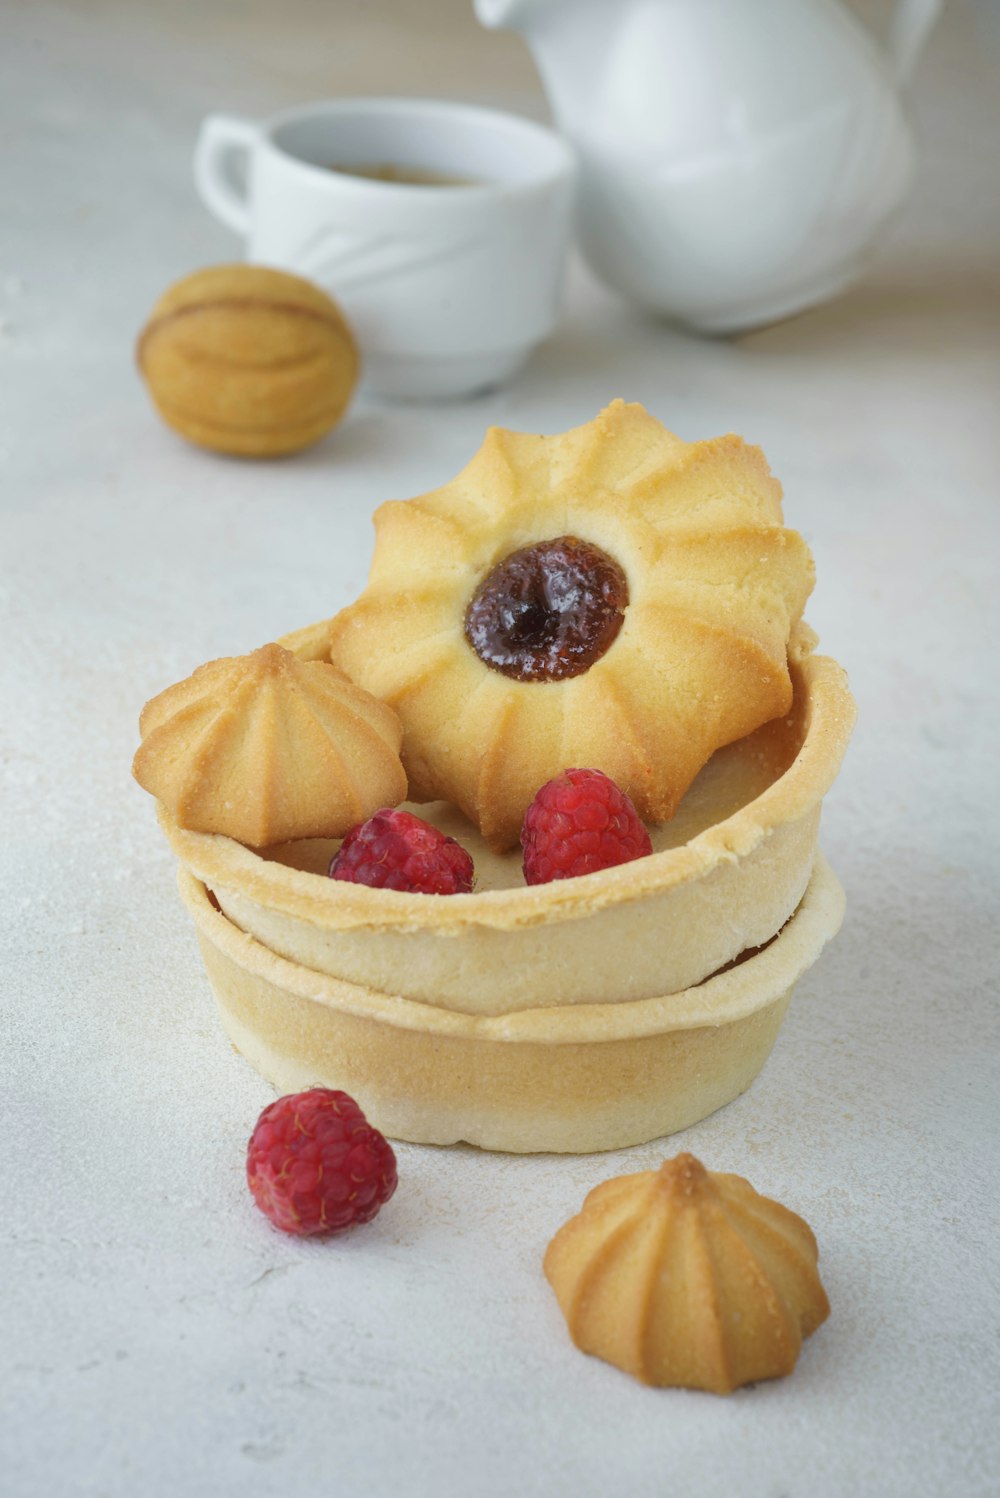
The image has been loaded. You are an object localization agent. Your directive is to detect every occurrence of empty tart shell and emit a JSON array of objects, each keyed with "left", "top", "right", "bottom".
[
  {"left": 159, "top": 637, "right": 855, "bottom": 1017},
  {"left": 178, "top": 852, "right": 845, "bottom": 1153}
]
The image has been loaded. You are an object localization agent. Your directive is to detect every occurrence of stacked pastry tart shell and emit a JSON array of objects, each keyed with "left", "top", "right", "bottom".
[{"left": 161, "top": 623, "right": 855, "bottom": 1154}]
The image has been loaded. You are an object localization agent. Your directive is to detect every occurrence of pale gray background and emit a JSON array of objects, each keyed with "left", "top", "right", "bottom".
[{"left": 2, "top": 2, "right": 999, "bottom": 1495}]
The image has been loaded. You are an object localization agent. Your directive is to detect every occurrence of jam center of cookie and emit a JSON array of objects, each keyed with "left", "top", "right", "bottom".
[{"left": 465, "top": 536, "right": 629, "bottom": 682}]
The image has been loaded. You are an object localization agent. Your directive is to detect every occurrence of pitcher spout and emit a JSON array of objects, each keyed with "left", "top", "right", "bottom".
[
  {"left": 475, "top": 0, "right": 616, "bottom": 142},
  {"left": 474, "top": 0, "right": 548, "bottom": 31}
]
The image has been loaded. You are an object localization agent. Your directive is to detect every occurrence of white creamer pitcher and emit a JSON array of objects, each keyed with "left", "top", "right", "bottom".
[{"left": 476, "top": 0, "right": 942, "bottom": 331}]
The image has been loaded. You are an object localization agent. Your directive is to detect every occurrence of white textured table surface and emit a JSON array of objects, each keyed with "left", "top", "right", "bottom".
[{"left": 3, "top": 3, "right": 999, "bottom": 1495}]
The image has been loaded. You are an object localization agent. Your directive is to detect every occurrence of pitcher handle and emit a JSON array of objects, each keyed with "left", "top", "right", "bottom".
[
  {"left": 193, "top": 113, "right": 260, "bottom": 235},
  {"left": 887, "top": 0, "right": 943, "bottom": 84}
]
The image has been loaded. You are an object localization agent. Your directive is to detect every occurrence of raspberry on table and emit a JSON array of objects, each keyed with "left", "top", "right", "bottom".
[
  {"left": 521, "top": 768, "right": 653, "bottom": 885},
  {"left": 329, "top": 807, "right": 475, "bottom": 895},
  {"left": 246, "top": 1088, "right": 397, "bottom": 1237}
]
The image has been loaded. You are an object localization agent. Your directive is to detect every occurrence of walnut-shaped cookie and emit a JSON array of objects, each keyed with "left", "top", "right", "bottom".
[{"left": 137, "top": 265, "right": 358, "bottom": 456}]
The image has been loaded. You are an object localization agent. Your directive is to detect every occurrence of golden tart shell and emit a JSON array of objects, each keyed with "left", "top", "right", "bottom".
[
  {"left": 158, "top": 645, "right": 854, "bottom": 1017},
  {"left": 177, "top": 853, "right": 844, "bottom": 1153}
]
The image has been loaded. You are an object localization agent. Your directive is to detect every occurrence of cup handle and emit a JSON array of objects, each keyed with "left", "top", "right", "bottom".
[{"left": 193, "top": 114, "right": 260, "bottom": 235}]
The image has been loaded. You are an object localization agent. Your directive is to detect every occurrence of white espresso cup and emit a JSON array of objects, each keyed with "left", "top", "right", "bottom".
[{"left": 194, "top": 98, "right": 575, "bottom": 400}]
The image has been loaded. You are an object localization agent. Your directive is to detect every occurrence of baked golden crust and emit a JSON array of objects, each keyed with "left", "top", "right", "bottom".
[
  {"left": 151, "top": 629, "right": 852, "bottom": 1149},
  {"left": 544, "top": 1153, "right": 829, "bottom": 1388},
  {"left": 154, "top": 652, "right": 853, "bottom": 1022},
  {"left": 157, "top": 651, "right": 852, "bottom": 932},
  {"left": 327, "top": 400, "right": 815, "bottom": 848},
  {"left": 133, "top": 643, "right": 406, "bottom": 846},
  {"left": 178, "top": 853, "right": 845, "bottom": 1151}
]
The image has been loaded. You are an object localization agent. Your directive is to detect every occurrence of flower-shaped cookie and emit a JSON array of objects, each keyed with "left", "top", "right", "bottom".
[{"left": 329, "top": 401, "right": 814, "bottom": 849}]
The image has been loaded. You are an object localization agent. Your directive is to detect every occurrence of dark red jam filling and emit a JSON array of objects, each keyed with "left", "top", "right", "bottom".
[{"left": 464, "top": 536, "right": 628, "bottom": 682}]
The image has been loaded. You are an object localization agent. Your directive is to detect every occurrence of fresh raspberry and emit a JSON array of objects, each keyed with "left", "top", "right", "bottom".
[
  {"left": 521, "top": 768, "right": 652, "bottom": 885},
  {"left": 246, "top": 1088, "right": 397, "bottom": 1237},
  {"left": 329, "top": 808, "right": 474, "bottom": 895}
]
